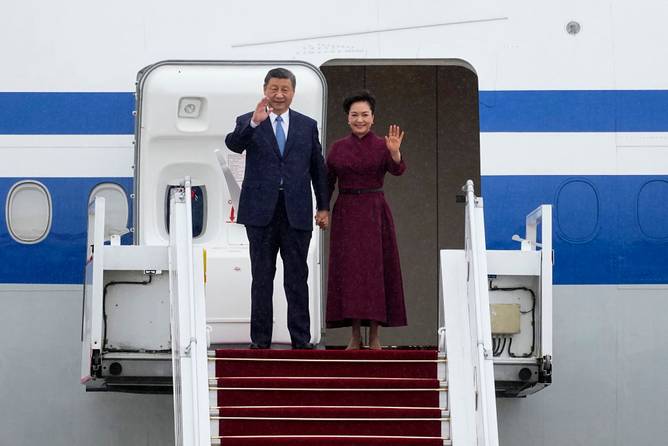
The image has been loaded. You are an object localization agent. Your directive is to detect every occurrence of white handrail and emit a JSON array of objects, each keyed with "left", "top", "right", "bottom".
[
  {"left": 463, "top": 182, "right": 489, "bottom": 353},
  {"left": 526, "top": 205, "right": 553, "bottom": 369},
  {"left": 438, "top": 180, "right": 500, "bottom": 446},
  {"left": 462, "top": 180, "right": 499, "bottom": 446},
  {"left": 89, "top": 197, "right": 106, "bottom": 357},
  {"left": 168, "top": 178, "right": 212, "bottom": 446},
  {"left": 80, "top": 197, "right": 106, "bottom": 384}
]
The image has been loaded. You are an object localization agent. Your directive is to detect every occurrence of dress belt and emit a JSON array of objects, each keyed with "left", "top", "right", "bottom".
[{"left": 338, "top": 188, "right": 383, "bottom": 195}]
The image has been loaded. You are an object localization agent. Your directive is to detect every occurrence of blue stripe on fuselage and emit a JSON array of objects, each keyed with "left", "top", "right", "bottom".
[
  {"left": 478, "top": 90, "right": 668, "bottom": 132},
  {"left": 0, "top": 176, "right": 666, "bottom": 285},
  {"left": 0, "top": 178, "right": 132, "bottom": 284},
  {"left": 482, "top": 175, "right": 668, "bottom": 285},
  {"left": 2, "top": 90, "right": 668, "bottom": 133},
  {"left": 0, "top": 93, "right": 135, "bottom": 134}
]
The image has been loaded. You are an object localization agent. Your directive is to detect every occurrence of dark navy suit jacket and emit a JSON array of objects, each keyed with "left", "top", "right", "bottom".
[{"left": 225, "top": 109, "right": 329, "bottom": 231}]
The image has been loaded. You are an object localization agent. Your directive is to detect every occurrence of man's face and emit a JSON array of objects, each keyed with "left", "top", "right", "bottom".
[{"left": 264, "top": 78, "right": 294, "bottom": 115}]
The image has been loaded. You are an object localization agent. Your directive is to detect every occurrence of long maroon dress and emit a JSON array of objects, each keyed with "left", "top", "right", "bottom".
[{"left": 326, "top": 131, "right": 407, "bottom": 328}]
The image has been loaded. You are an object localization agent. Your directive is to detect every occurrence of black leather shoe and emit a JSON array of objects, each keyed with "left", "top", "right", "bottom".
[
  {"left": 292, "top": 342, "right": 316, "bottom": 350},
  {"left": 249, "top": 343, "right": 270, "bottom": 349}
]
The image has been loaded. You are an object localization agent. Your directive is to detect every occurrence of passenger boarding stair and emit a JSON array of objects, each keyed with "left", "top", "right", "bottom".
[
  {"left": 201, "top": 180, "right": 501, "bottom": 446},
  {"left": 83, "top": 179, "right": 553, "bottom": 446},
  {"left": 81, "top": 63, "right": 553, "bottom": 445}
]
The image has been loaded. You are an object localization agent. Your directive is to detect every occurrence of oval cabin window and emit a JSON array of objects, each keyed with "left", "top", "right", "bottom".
[
  {"left": 88, "top": 183, "right": 129, "bottom": 238},
  {"left": 6, "top": 180, "right": 52, "bottom": 244}
]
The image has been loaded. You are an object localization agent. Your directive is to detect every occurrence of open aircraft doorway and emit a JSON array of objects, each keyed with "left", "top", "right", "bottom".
[{"left": 321, "top": 60, "right": 481, "bottom": 347}]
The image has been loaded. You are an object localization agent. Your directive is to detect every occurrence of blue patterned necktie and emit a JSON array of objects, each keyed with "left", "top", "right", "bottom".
[{"left": 275, "top": 115, "right": 286, "bottom": 155}]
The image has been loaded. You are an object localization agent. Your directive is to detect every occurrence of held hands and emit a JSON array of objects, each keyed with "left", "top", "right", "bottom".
[
  {"left": 251, "top": 97, "right": 272, "bottom": 125},
  {"left": 315, "top": 210, "right": 329, "bottom": 230},
  {"left": 384, "top": 125, "right": 405, "bottom": 163}
]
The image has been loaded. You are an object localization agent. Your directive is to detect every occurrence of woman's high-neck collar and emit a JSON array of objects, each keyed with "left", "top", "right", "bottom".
[{"left": 351, "top": 130, "right": 374, "bottom": 141}]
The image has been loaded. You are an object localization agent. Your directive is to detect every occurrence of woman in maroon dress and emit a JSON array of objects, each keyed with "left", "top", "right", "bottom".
[{"left": 326, "top": 90, "right": 407, "bottom": 350}]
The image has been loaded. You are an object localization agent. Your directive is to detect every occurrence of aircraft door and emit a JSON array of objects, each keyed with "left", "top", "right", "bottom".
[{"left": 134, "top": 61, "right": 327, "bottom": 345}]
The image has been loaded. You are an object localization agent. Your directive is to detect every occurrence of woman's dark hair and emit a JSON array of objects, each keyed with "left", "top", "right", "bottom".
[{"left": 343, "top": 90, "right": 376, "bottom": 114}]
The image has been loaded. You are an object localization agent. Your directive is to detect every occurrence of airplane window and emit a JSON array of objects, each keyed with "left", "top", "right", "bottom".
[
  {"left": 6, "top": 180, "right": 52, "bottom": 244},
  {"left": 88, "top": 183, "right": 129, "bottom": 239},
  {"left": 165, "top": 185, "right": 206, "bottom": 238}
]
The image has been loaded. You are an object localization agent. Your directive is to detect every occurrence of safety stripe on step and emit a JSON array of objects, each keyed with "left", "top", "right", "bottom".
[
  {"left": 212, "top": 435, "right": 449, "bottom": 439},
  {"left": 209, "top": 377, "right": 441, "bottom": 381},
  {"left": 210, "top": 405, "right": 443, "bottom": 410},
  {"left": 210, "top": 357, "right": 446, "bottom": 363},
  {"left": 210, "top": 387, "right": 448, "bottom": 391},
  {"left": 212, "top": 416, "right": 449, "bottom": 421}
]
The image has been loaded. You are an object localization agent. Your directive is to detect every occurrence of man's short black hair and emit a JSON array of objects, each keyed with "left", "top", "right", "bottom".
[
  {"left": 343, "top": 90, "right": 376, "bottom": 114},
  {"left": 264, "top": 68, "right": 296, "bottom": 89}
]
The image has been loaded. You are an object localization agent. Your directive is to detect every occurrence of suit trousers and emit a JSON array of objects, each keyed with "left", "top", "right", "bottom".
[{"left": 245, "top": 191, "right": 312, "bottom": 346}]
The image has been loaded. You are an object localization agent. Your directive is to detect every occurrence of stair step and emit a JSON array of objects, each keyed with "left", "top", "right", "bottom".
[
  {"left": 213, "top": 349, "right": 441, "bottom": 379},
  {"left": 213, "top": 349, "right": 439, "bottom": 359},
  {"left": 212, "top": 406, "right": 444, "bottom": 418},
  {"left": 214, "top": 388, "right": 442, "bottom": 407},
  {"left": 215, "top": 417, "right": 445, "bottom": 436},
  {"left": 212, "top": 376, "right": 442, "bottom": 389},
  {"left": 211, "top": 435, "right": 451, "bottom": 446},
  {"left": 211, "top": 406, "right": 448, "bottom": 437},
  {"left": 213, "top": 379, "right": 444, "bottom": 407}
]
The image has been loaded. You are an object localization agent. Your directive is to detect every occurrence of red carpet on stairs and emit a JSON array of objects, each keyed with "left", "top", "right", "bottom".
[{"left": 212, "top": 348, "right": 448, "bottom": 445}]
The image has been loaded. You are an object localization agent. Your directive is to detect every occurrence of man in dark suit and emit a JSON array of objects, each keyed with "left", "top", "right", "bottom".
[{"left": 225, "top": 68, "right": 329, "bottom": 349}]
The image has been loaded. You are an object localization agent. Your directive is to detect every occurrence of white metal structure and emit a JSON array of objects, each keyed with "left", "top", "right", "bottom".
[
  {"left": 440, "top": 180, "right": 499, "bottom": 446},
  {"left": 440, "top": 180, "right": 553, "bottom": 444},
  {"left": 486, "top": 205, "right": 553, "bottom": 394},
  {"left": 83, "top": 187, "right": 212, "bottom": 445},
  {"left": 168, "top": 181, "right": 211, "bottom": 446},
  {"left": 463, "top": 180, "right": 499, "bottom": 446}
]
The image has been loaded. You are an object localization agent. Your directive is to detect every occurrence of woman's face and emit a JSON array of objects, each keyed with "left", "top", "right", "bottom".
[{"left": 348, "top": 101, "right": 374, "bottom": 137}]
